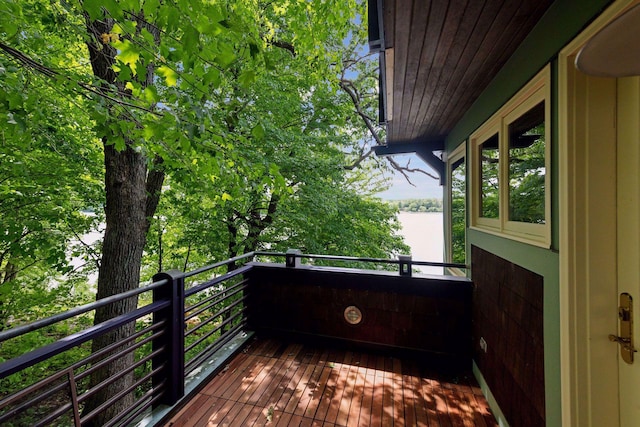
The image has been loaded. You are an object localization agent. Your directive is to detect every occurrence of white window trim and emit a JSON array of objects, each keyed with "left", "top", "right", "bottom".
[{"left": 470, "top": 65, "right": 552, "bottom": 248}]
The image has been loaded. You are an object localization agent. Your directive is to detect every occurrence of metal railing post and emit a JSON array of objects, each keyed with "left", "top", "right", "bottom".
[
  {"left": 152, "top": 270, "right": 185, "bottom": 405},
  {"left": 398, "top": 254, "right": 412, "bottom": 277},
  {"left": 285, "top": 249, "right": 302, "bottom": 268}
]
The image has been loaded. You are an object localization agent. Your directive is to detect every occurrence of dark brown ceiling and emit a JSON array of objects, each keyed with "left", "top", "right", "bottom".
[{"left": 378, "top": 0, "right": 553, "bottom": 145}]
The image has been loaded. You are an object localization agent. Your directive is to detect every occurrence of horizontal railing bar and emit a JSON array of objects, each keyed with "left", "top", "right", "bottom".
[
  {"left": 0, "top": 341, "right": 166, "bottom": 425},
  {"left": 184, "top": 252, "right": 256, "bottom": 278},
  {"left": 0, "top": 300, "right": 169, "bottom": 379},
  {"left": 411, "top": 260, "right": 468, "bottom": 269},
  {"left": 0, "top": 368, "right": 73, "bottom": 424},
  {"left": 72, "top": 320, "right": 165, "bottom": 379},
  {"left": 108, "top": 383, "right": 165, "bottom": 427},
  {"left": 80, "top": 363, "right": 165, "bottom": 425},
  {"left": 185, "top": 306, "right": 245, "bottom": 356},
  {"left": 1, "top": 380, "right": 71, "bottom": 425},
  {"left": 253, "top": 250, "right": 287, "bottom": 258},
  {"left": 254, "top": 250, "right": 469, "bottom": 269},
  {"left": 185, "top": 279, "right": 248, "bottom": 318},
  {"left": 205, "top": 297, "right": 245, "bottom": 326},
  {"left": 34, "top": 397, "right": 74, "bottom": 427},
  {"left": 0, "top": 280, "right": 167, "bottom": 343},
  {"left": 184, "top": 298, "right": 245, "bottom": 348},
  {"left": 74, "top": 327, "right": 164, "bottom": 383},
  {"left": 286, "top": 253, "right": 468, "bottom": 269},
  {"left": 185, "top": 287, "right": 247, "bottom": 335},
  {"left": 185, "top": 320, "right": 246, "bottom": 375},
  {"left": 185, "top": 264, "right": 252, "bottom": 297},
  {"left": 77, "top": 346, "right": 165, "bottom": 405}
]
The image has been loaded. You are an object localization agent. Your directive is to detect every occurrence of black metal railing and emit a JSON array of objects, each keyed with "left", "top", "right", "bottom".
[{"left": 0, "top": 251, "right": 465, "bottom": 426}]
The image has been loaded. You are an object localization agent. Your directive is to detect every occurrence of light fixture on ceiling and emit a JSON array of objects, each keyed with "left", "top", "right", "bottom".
[{"left": 575, "top": 4, "right": 640, "bottom": 77}]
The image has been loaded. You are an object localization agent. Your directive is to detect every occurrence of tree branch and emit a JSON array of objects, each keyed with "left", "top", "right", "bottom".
[
  {"left": 0, "top": 41, "right": 159, "bottom": 115},
  {"left": 270, "top": 40, "right": 296, "bottom": 56},
  {"left": 68, "top": 226, "right": 102, "bottom": 269},
  {"left": 343, "top": 147, "right": 375, "bottom": 171},
  {"left": 338, "top": 58, "right": 439, "bottom": 183},
  {"left": 388, "top": 156, "right": 439, "bottom": 185}
]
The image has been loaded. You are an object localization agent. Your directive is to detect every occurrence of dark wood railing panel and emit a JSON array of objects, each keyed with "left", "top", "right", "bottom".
[
  {"left": 246, "top": 263, "right": 473, "bottom": 367},
  {"left": 0, "top": 252, "right": 471, "bottom": 426}
]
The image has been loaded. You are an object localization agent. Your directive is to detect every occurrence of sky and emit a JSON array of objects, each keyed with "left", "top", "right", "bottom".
[{"left": 374, "top": 153, "right": 443, "bottom": 200}]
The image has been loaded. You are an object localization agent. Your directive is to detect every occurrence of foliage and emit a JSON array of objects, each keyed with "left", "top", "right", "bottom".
[
  {"left": 450, "top": 162, "right": 466, "bottom": 264},
  {"left": 480, "top": 143, "right": 499, "bottom": 219},
  {"left": 1, "top": 0, "right": 413, "bottom": 420},
  {"left": 508, "top": 126, "right": 545, "bottom": 223},
  {"left": 138, "top": 0, "right": 409, "bottom": 276},
  {"left": 0, "top": 10, "right": 103, "bottom": 326},
  {"left": 479, "top": 121, "right": 545, "bottom": 224}
]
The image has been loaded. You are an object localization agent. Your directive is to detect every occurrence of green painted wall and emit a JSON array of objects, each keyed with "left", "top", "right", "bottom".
[{"left": 441, "top": 1, "right": 613, "bottom": 426}]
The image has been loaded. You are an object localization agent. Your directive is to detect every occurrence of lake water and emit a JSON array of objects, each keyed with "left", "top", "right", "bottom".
[{"left": 396, "top": 212, "right": 444, "bottom": 275}]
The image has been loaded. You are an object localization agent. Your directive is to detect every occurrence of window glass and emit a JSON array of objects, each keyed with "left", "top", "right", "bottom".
[
  {"left": 451, "top": 157, "right": 466, "bottom": 264},
  {"left": 508, "top": 102, "right": 545, "bottom": 223},
  {"left": 480, "top": 134, "right": 499, "bottom": 219}
]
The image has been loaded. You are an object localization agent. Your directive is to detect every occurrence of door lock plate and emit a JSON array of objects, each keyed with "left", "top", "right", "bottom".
[{"left": 609, "top": 293, "right": 637, "bottom": 364}]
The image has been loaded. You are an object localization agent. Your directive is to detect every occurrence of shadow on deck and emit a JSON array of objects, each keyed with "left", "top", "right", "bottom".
[{"left": 166, "top": 336, "right": 498, "bottom": 427}]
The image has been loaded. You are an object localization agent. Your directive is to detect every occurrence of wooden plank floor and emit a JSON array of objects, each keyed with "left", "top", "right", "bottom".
[{"left": 165, "top": 337, "right": 498, "bottom": 427}]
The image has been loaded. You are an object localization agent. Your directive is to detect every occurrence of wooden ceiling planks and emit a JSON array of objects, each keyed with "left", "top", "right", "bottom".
[
  {"left": 391, "top": 0, "right": 412, "bottom": 133},
  {"left": 413, "top": 0, "right": 481, "bottom": 141},
  {"left": 395, "top": 1, "right": 430, "bottom": 138},
  {"left": 428, "top": 0, "right": 506, "bottom": 137},
  {"left": 401, "top": 0, "right": 449, "bottom": 144},
  {"left": 382, "top": 0, "right": 553, "bottom": 144}
]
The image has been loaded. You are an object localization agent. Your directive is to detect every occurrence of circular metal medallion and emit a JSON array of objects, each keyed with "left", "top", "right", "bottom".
[{"left": 344, "top": 305, "right": 363, "bottom": 325}]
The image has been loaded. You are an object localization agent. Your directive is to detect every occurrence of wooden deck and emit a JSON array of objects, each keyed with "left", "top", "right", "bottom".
[{"left": 165, "top": 337, "right": 498, "bottom": 427}]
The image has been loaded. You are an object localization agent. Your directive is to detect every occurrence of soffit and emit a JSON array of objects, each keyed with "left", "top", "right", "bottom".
[{"left": 381, "top": 0, "right": 554, "bottom": 145}]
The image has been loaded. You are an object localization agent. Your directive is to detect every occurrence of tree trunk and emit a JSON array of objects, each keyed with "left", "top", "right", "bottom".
[
  {"left": 82, "top": 12, "right": 164, "bottom": 425},
  {"left": 83, "top": 144, "right": 148, "bottom": 425}
]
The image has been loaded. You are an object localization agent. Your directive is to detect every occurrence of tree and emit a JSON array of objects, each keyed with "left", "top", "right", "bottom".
[
  {"left": 508, "top": 125, "right": 545, "bottom": 223},
  {"left": 0, "top": 8, "right": 103, "bottom": 327},
  {"left": 451, "top": 161, "right": 466, "bottom": 264},
  {"left": 140, "top": 1, "right": 409, "bottom": 276},
  {"left": 2, "top": 0, "right": 390, "bottom": 422}
]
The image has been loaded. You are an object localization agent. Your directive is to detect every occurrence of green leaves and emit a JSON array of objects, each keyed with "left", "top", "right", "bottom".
[
  {"left": 157, "top": 65, "right": 178, "bottom": 86},
  {"left": 238, "top": 70, "right": 256, "bottom": 88},
  {"left": 251, "top": 123, "right": 265, "bottom": 140},
  {"left": 82, "top": 0, "right": 105, "bottom": 21},
  {"left": 2, "top": 0, "right": 407, "bottom": 318}
]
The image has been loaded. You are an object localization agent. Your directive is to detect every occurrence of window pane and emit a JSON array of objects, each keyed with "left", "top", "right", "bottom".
[
  {"left": 451, "top": 157, "right": 466, "bottom": 264},
  {"left": 480, "top": 134, "right": 499, "bottom": 219},
  {"left": 508, "top": 102, "right": 545, "bottom": 223}
]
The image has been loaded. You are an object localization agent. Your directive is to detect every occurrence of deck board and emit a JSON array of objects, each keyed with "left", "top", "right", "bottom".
[{"left": 164, "top": 337, "right": 498, "bottom": 427}]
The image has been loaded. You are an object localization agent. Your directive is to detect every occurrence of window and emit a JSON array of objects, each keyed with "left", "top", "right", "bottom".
[
  {"left": 480, "top": 133, "right": 499, "bottom": 219},
  {"left": 470, "top": 66, "right": 551, "bottom": 247},
  {"left": 445, "top": 143, "right": 466, "bottom": 274},
  {"left": 507, "top": 101, "right": 545, "bottom": 224}
]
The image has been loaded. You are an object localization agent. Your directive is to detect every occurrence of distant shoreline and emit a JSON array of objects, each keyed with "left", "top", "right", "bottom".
[{"left": 386, "top": 198, "right": 443, "bottom": 213}]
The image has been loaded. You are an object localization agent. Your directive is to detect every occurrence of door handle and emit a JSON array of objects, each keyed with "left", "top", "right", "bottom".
[{"left": 610, "top": 293, "right": 637, "bottom": 364}]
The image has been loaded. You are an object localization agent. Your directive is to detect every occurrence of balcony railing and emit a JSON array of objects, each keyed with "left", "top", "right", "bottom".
[{"left": 0, "top": 251, "right": 469, "bottom": 426}]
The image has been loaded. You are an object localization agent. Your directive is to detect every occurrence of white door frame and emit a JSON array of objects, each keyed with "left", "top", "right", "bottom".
[{"left": 558, "top": 1, "right": 639, "bottom": 425}]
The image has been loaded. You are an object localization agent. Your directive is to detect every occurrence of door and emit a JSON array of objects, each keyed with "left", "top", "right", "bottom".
[
  {"left": 617, "top": 76, "right": 640, "bottom": 426},
  {"left": 559, "top": 3, "right": 640, "bottom": 424}
]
